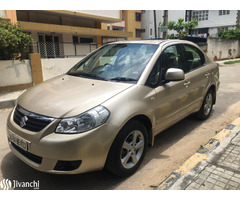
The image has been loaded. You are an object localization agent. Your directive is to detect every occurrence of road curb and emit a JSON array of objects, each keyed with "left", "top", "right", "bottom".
[
  {"left": 156, "top": 115, "right": 240, "bottom": 190},
  {"left": 0, "top": 99, "right": 16, "bottom": 110},
  {"left": 0, "top": 90, "right": 25, "bottom": 110}
]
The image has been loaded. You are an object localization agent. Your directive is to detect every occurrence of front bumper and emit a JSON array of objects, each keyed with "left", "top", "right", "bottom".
[{"left": 7, "top": 109, "right": 120, "bottom": 174}]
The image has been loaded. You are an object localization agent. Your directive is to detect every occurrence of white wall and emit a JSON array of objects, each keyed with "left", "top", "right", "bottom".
[
  {"left": 41, "top": 57, "right": 84, "bottom": 81},
  {"left": 197, "top": 10, "right": 237, "bottom": 29},
  {"left": 141, "top": 10, "right": 163, "bottom": 39},
  {"left": 0, "top": 60, "right": 32, "bottom": 87},
  {"left": 207, "top": 38, "right": 240, "bottom": 60},
  {"left": 0, "top": 10, "right": 6, "bottom": 18}
]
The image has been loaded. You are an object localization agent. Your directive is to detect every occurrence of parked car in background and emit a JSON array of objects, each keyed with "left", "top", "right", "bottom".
[{"left": 7, "top": 40, "right": 219, "bottom": 177}]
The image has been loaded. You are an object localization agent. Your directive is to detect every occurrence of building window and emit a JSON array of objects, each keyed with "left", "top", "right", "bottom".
[
  {"left": 192, "top": 10, "right": 208, "bottom": 21},
  {"left": 136, "top": 29, "right": 141, "bottom": 37},
  {"left": 38, "top": 34, "right": 61, "bottom": 58},
  {"left": 219, "top": 10, "right": 230, "bottom": 15},
  {"left": 218, "top": 27, "right": 228, "bottom": 32},
  {"left": 150, "top": 28, "right": 152, "bottom": 35},
  {"left": 73, "top": 36, "right": 79, "bottom": 44},
  {"left": 73, "top": 36, "right": 93, "bottom": 43},
  {"left": 80, "top": 38, "right": 93, "bottom": 43},
  {"left": 122, "top": 10, "right": 125, "bottom": 21},
  {"left": 136, "top": 12, "right": 141, "bottom": 21},
  {"left": 112, "top": 26, "right": 125, "bottom": 31},
  {"left": 192, "top": 29, "right": 198, "bottom": 35}
]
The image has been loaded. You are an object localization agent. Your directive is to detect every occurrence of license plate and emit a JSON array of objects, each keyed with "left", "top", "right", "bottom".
[{"left": 9, "top": 130, "right": 30, "bottom": 151}]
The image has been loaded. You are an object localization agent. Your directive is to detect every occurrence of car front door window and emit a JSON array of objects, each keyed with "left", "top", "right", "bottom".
[{"left": 161, "top": 44, "right": 189, "bottom": 82}]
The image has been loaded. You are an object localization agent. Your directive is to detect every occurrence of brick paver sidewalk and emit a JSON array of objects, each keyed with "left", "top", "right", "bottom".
[{"left": 157, "top": 120, "right": 240, "bottom": 190}]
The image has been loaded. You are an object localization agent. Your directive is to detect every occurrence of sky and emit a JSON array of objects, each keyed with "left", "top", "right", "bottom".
[{"left": 1, "top": 0, "right": 239, "bottom": 10}]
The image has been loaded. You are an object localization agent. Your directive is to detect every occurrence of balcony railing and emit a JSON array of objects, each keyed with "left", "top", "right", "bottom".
[{"left": 32, "top": 42, "right": 98, "bottom": 58}]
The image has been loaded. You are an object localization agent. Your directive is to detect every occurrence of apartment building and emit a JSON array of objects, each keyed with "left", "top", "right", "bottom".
[
  {"left": 185, "top": 10, "right": 239, "bottom": 37},
  {"left": 1, "top": 10, "right": 134, "bottom": 58},
  {"left": 141, "top": 10, "right": 240, "bottom": 39},
  {"left": 106, "top": 10, "right": 142, "bottom": 41}
]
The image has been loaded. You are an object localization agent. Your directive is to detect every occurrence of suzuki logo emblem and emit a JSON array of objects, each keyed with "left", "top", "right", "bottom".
[{"left": 20, "top": 116, "right": 28, "bottom": 128}]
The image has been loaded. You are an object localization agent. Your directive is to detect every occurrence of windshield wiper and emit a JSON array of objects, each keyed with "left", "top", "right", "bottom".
[
  {"left": 68, "top": 71, "right": 107, "bottom": 81},
  {"left": 110, "top": 77, "right": 138, "bottom": 82}
]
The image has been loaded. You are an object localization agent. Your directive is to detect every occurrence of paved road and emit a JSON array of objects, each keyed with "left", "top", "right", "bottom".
[{"left": 1, "top": 64, "right": 240, "bottom": 190}]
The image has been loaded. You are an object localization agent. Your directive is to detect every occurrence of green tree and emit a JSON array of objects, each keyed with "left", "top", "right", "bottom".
[
  {"left": 185, "top": 19, "right": 198, "bottom": 35},
  {"left": 167, "top": 18, "right": 198, "bottom": 39},
  {"left": 0, "top": 22, "right": 33, "bottom": 60}
]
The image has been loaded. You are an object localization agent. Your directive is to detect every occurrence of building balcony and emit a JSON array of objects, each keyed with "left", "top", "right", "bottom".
[{"left": 18, "top": 21, "right": 132, "bottom": 38}]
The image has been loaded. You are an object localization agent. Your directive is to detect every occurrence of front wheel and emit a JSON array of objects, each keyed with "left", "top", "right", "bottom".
[
  {"left": 195, "top": 89, "right": 214, "bottom": 120},
  {"left": 105, "top": 120, "right": 148, "bottom": 177}
]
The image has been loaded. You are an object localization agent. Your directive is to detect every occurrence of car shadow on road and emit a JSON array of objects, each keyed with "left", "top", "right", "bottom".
[{"left": 1, "top": 152, "right": 126, "bottom": 190}]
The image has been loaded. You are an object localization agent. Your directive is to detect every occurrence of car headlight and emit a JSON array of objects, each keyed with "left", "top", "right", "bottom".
[{"left": 55, "top": 106, "right": 110, "bottom": 134}]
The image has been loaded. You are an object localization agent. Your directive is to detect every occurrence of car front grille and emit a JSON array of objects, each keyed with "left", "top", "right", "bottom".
[{"left": 13, "top": 105, "right": 55, "bottom": 132}]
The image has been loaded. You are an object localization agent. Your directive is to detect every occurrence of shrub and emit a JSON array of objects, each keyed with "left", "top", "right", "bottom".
[
  {"left": 217, "top": 28, "right": 240, "bottom": 40},
  {"left": 0, "top": 22, "right": 33, "bottom": 60},
  {"left": 167, "top": 33, "right": 175, "bottom": 39}
]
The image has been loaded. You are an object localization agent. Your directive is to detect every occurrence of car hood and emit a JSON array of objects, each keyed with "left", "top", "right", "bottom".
[{"left": 17, "top": 75, "right": 133, "bottom": 118}]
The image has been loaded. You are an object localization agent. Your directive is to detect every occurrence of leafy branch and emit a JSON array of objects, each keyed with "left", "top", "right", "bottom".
[{"left": 167, "top": 18, "right": 198, "bottom": 39}]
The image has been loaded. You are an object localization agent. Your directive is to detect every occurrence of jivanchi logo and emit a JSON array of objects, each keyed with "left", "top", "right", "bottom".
[
  {"left": 0, "top": 179, "right": 12, "bottom": 190},
  {"left": 0, "top": 179, "right": 39, "bottom": 190}
]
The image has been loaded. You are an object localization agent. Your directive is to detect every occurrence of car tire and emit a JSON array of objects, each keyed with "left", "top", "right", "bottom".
[
  {"left": 195, "top": 89, "right": 214, "bottom": 120},
  {"left": 105, "top": 120, "right": 148, "bottom": 177}
]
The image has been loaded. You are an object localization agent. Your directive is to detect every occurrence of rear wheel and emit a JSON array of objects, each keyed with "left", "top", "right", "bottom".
[
  {"left": 195, "top": 89, "right": 214, "bottom": 120},
  {"left": 105, "top": 120, "right": 148, "bottom": 177}
]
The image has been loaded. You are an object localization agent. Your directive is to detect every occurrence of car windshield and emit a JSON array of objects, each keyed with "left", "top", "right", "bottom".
[{"left": 67, "top": 43, "right": 158, "bottom": 83}]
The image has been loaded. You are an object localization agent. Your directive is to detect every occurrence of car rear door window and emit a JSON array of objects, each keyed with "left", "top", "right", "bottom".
[{"left": 183, "top": 44, "right": 205, "bottom": 71}]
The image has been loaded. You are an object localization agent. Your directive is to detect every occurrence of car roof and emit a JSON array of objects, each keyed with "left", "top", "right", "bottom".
[
  {"left": 110, "top": 39, "right": 195, "bottom": 46},
  {"left": 110, "top": 39, "right": 167, "bottom": 45}
]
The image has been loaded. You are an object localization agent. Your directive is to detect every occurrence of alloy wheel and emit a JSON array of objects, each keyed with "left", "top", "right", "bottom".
[
  {"left": 203, "top": 93, "right": 213, "bottom": 116},
  {"left": 120, "top": 130, "right": 145, "bottom": 169}
]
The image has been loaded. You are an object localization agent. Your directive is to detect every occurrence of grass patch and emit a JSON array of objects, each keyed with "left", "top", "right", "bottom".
[{"left": 224, "top": 60, "right": 240, "bottom": 65}]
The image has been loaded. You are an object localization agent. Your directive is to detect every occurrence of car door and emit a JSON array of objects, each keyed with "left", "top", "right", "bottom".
[
  {"left": 181, "top": 44, "right": 211, "bottom": 111},
  {"left": 146, "top": 44, "right": 192, "bottom": 134}
]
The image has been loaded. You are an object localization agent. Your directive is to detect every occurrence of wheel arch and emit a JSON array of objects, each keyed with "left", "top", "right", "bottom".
[
  {"left": 105, "top": 114, "right": 153, "bottom": 165},
  {"left": 129, "top": 114, "right": 153, "bottom": 146},
  {"left": 208, "top": 84, "right": 216, "bottom": 105},
  {"left": 104, "top": 114, "right": 152, "bottom": 176}
]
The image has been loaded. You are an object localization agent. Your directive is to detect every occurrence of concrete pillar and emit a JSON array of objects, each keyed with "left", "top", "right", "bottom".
[
  {"left": 29, "top": 53, "right": 43, "bottom": 85},
  {"left": 96, "top": 21, "right": 103, "bottom": 47},
  {"left": 5, "top": 10, "right": 17, "bottom": 24}
]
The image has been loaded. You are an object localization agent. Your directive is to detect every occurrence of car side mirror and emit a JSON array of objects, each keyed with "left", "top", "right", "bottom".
[{"left": 165, "top": 68, "right": 185, "bottom": 82}]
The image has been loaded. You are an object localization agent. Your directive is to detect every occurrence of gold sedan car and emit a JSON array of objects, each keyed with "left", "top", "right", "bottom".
[{"left": 7, "top": 40, "right": 219, "bottom": 177}]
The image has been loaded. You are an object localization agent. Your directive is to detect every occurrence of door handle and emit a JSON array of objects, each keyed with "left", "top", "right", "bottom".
[
  {"left": 184, "top": 81, "right": 191, "bottom": 88},
  {"left": 205, "top": 73, "right": 210, "bottom": 77}
]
